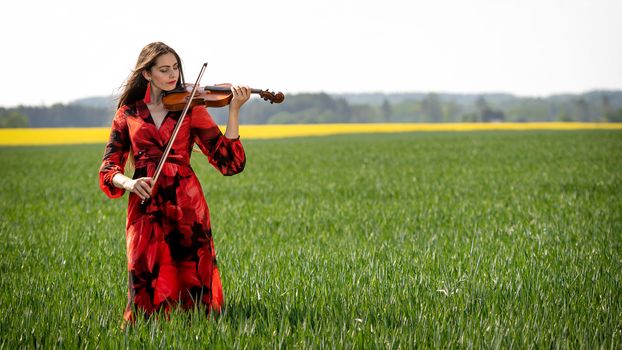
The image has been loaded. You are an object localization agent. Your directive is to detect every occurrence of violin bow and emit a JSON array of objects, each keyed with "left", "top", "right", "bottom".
[{"left": 142, "top": 62, "right": 208, "bottom": 204}]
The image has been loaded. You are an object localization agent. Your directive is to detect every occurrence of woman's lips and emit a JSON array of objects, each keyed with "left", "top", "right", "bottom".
[{"left": 167, "top": 80, "right": 177, "bottom": 85}]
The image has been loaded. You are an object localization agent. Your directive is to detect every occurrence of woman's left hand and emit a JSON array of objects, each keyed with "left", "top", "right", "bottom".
[{"left": 229, "top": 85, "right": 251, "bottom": 111}]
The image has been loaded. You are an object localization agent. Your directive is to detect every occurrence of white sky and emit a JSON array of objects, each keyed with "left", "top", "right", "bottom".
[{"left": 1, "top": 0, "right": 621, "bottom": 106}]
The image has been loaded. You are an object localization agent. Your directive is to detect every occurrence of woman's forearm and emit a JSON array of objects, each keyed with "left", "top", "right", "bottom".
[
  {"left": 224, "top": 107, "right": 240, "bottom": 139},
  {"left": 112, "top": 172, "right": 131, "bottom": 189},
  {"left": 224, "top": 85, "right": 250, "bottom": 139}
]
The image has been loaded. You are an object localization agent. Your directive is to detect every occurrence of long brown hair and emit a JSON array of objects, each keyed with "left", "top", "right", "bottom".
[{"left": 117, "top": 42, "right": 186, "bottom": 108}]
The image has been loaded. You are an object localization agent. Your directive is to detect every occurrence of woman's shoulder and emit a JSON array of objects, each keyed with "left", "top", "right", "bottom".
[
  {"left": 116, "top": 101, "right": 147, "bottom": 119},
  {"left": 117, "top": 102, "right": 135, "bottom": 114}
]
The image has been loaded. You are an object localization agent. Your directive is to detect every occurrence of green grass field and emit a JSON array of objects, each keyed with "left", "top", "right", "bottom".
[{"left": 1, "top": 131, "right": 621, "bottom": 348}]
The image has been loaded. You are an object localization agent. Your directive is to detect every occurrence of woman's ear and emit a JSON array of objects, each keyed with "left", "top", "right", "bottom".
[{"left": 141, "top": 70, "right": 151, "bottom": 81}]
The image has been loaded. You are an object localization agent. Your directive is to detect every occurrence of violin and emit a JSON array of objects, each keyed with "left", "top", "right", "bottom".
[{"left": 162, "top": 83, "right": 285, "bottom": 111}]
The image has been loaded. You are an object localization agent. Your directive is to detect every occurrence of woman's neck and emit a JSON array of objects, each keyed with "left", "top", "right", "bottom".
[{"left": 149, "top": 85, "right": 163, "bottom": 105}]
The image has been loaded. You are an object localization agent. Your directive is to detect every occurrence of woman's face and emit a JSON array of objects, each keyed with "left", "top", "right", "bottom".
[{"left": 144, "top": 52, "right": 179, "bottom": 92}]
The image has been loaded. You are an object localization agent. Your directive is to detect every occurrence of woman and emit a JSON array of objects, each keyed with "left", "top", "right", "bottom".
[{"left": 99, "top": 42, "right": 250, "bottom": 322}]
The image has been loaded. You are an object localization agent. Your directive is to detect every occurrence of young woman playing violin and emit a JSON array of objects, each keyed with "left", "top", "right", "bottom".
[{"left": 99, "top": 42, "right": 250, "bottom": 323}]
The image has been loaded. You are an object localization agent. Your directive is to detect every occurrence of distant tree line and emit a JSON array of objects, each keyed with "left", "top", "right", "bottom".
[
  {"left": 0, "top": 110, "right": 29, "bottom": 128},
  {"left": 202, "top": 90, "right": 622, "bottom": 125},
  {"left": 0, "top": 104, "right": 111, "bottom": 128},
  {"left": 2, "top": 90, "right": 622, "bottom": 128}
]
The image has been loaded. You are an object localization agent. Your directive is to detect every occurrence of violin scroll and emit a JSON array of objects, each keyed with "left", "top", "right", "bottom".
[{"left": 258, "top": 89, "right": 285, "bottom": 104}]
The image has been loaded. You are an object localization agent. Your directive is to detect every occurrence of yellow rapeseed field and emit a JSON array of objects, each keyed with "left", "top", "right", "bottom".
[{"left": 1, "top": 123, "right": 621, "bottom": 146}]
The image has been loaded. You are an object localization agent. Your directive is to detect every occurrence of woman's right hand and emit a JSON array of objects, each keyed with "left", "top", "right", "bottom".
[{"left": 123, "top": 177, "right": 153, "bottom": 200}]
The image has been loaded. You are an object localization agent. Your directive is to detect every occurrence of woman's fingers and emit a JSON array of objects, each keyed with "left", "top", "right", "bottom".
[
  {"left": 143, "top": 177, "right": 153, "bottom": 190},
  {"left": 231, "top": 85, "right": 251, "bottom": 106},
  {"left": 232, "top": 85, "right": 240, "bottom": 98},
  {"left": 135, "top": 187, "right": 149, "bottom": 200},
  {"left": 135, "top": 182, "right": 149, "bottom": 199},
  {"left": 239, "top": 85, "right": 251, "bottom": 99},
  {"left": 133, "top": 177, "right": 153, "bottom": 200}
]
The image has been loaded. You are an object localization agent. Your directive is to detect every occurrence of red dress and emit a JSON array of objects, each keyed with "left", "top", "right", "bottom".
[{"left": 99, "top": 101, "right": 245, "bottom": 321}]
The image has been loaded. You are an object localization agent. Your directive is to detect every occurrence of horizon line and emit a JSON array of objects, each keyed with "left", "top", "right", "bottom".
[{"left": 2, "top": 87, "right": 622, "bottom": 108}]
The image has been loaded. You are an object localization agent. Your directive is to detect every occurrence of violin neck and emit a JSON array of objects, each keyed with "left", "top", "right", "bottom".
[{"left": 203, "top": 86, "right": 263, "bottom": 94}]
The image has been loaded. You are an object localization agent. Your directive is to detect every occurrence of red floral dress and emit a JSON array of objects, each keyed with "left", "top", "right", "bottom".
[{"left": 99, "top": 100, "right": 245, "bottom": 322}]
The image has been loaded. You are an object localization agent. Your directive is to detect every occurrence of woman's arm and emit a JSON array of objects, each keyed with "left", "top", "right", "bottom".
[
  {"left": 223, "top": 85, "right": 251, "bottom": 139},
  {"left": 99, "top": 107, "right": 151, "bottom": 200}
]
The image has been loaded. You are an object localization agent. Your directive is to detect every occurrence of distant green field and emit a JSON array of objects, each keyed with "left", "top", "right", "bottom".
[{"left": 1, "top": 131, "right": 621, "bottom": 348}]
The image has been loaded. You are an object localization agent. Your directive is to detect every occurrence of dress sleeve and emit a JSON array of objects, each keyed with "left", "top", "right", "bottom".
[
  {"left": 99, "top": 107, "right": 130, "bottom": 198},
  {"left": 190, "top": 106, "right": 246, "bottom": 176}
]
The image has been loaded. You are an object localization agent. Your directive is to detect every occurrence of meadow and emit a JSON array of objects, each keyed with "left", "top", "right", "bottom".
[{"left": 1, "top": 130, "right": 621, "bottom": 348}]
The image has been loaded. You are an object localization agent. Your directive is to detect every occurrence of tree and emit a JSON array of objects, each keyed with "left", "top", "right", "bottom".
[
  {"left": 381, "top": 98, "right": 392, "bottom": 121},
  {"left": 475, "top": 96, "right": 505, "bottom": 122},
  {"left": 574, "top": 98, "right": 590, "bottom": 121},
  {"left": 0, "top": 110, "right": 29, "bottom": 128},
  {"left": 421, "top": 93, "right": 443, "bottom": 122},
  {"left": 606, "top": 108, "right": 622, "bottom": 122}
]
